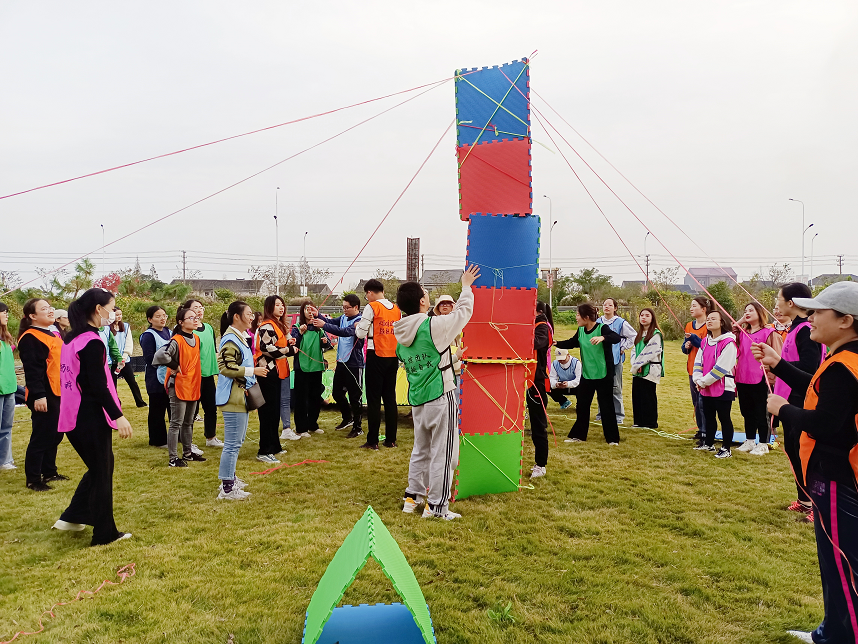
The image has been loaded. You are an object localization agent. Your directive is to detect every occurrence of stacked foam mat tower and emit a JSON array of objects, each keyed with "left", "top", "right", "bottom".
[{"left": 453, "top": 58, "right": 540, "bottom": 501}]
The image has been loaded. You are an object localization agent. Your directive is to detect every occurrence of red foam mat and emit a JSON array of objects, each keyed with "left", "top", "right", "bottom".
[
  {"left": 458, "top": 362, "right": 528, "bottom": 435},
  {"left": 458, "top": 138, "right": 532, "bottom": 221},
  {"left": 462, "top": 287, "right": 536, "bottom": 361}
]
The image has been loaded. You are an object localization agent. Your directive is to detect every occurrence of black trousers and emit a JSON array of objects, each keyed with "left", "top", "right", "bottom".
[
  {"left": 111, "top": 363, "right": 146, "bottom": 406},
  {"left": 365, "top": 351, "right": 399, "bottom": 445},
  {"left": 60, "top": 418, "right": 120, "bottom": 546},
  {"left": 256, "top": 372, "right": 283, "bottom": 456},
  {"left": 197, "top": 375, "right": 217, "bottom": 439},
  {"left": 701, "top": 394, "right": 734, "bottom": 447},
  {"left": 25, "top": 394, "right": 63, "bottom": 485},
  {"left": 568, "top": 377, "right": 620, "bottom": 443},
  {"left": 807, "top": 475, "right": 858, "bottom": 643},
  {"left": 147, "top": 386, "right": 169, "bottom": 446},
  {"left": 294, "top": 369, "right": 323, "bottom": 433},
  {"left": 526, "top": 381, "right": 549, "bottom": 467},
  {"left": 736, "top": 380, "right": 769, "bottom": 443},
  {"left": 631, "top": 377, "right": 658, "bottom": 429},
  {"left": 549, "top": 388, "right": 575, "bottom": 405},
  {"left": 783, "top": 415, "right": 811, "bottom": 503},
  {"left": 333, "top": 363, "right": 363, "bottom": 430}
]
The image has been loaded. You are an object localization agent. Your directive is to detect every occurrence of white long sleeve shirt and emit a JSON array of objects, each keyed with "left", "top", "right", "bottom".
[
  {"left": 692, "top": 334, "right": 738, "bottom": 393},
  {"left": 549, "top": 358, "right": 582, "bottom": 389}
]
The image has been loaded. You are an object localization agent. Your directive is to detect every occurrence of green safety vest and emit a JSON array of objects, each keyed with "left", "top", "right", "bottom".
[
  {"left": 195, "top": 323, "right": 219, "bottom": 378},
  {"left": 578, "top": 323, "right": 607, "bottom": 380},
  {"left": 0, "top": 340, "right": 16, "bottom": 396},
  {"left": 297, "top": 326, "right": 324, "bottom": 373},
  {"left": 396, "top": 318, "right": 447, "bottom": 406},
  {"left": 633, "top": 329, "right": 664, "bottom": 378}
]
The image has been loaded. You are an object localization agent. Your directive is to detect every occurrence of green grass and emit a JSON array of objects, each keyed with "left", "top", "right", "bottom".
[{"left": 0, "top": 339, "right": 822, "bottom": 643}]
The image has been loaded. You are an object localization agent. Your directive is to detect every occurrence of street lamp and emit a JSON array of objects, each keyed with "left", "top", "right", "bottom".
[
  {"left": 543, "top": 195, "right": 553, "bottom": 306},
  {"left": 789, "top": 198, "right": 806, "bottom": 281},
  {"left": 803, "top": 223, "right": 814, "bottom": 285},
  {"left": 810, "top": 232, "right": 819, "bottom": 287},
  {"left": 100, "top": 224, "right": 105, "bottom": 278},
  {"left": 644, "top": 231, "right": 651, "bottom": 289},
  {"left": 274, "top": 187, "right": 280, "bottom": 296}
]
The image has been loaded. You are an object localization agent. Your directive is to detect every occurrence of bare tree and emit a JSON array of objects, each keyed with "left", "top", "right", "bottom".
[
  {"left": 767, "top": 263, "right": 794, "bottom": 287},
  {"left": 0, "top": 270, "right": 21, "bottom": 292}
]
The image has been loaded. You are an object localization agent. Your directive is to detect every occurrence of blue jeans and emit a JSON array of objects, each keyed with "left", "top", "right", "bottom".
[
  {"left": 218, "top": 411, "right": 249, "bottom": 481},
  {"left": 280, "top": 376, "right": 291, "bottom": 429},
  {"left": 0, "top": 393, "right": 14, "bottom": 465}
]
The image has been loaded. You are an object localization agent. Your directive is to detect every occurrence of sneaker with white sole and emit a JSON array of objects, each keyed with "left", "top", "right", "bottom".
[
  {"left": 530, "top": 465, "right": 546, "bottom": 478},
  {"left": 218, "top": 478, "right": 249, "bottom": 491},
  {"left": 0, "top": 463, "right": 16, "bottom": 470},
  {"left": 786, "top": 631, "right": 814, "bottom": 643},
  {"left": 335, "top": 420, "right": 353, "bottom": 430},
  {"left": 749, "top": 443, "right": 770, "bottom": 456},
  {"left": 256, "top": 454, "right": 280, "bottom": 464},
  {"left": 422, "top": 507, "right": 461, "bottom": 520},
  {"left": 218, "top": 487, "right": 251, "bottom": 500},
  {"left": 715, "top": 447, "right": 732, "bottom": 459},
  {"left": 564, "top": 438, "right": 584, "bottom": 443},
  {"left": 310, "top": 428, "right": 324, "bottom": 434},
  {"left": 402, "top": 497, "right": 423, "bottom": 513},
  {"left": 205, "top": 437, "right": 224, "bottom": 448},
  {"left": 280, "top": 429, "right": 301, "bottom": 441},
  {"left": 608, "top": 442, "right": 619, "bottom": 446},
  {"left": 194, "top": 415, "right": 203, "bottom": 422},
  {"left": 736, "top": 439, "right": 756, "bottom": 452},
  {"left": 52, "top": 519, "right": 86, "bottom": 531},
  {"left": 693, "top": 443, "right": 711, "bottom": 451},
  {"left": 190, "top": 444, "right": 204, "bottom": 456},
  {"left": 297, "top": 432, "right": 311, "bottom": 438}
]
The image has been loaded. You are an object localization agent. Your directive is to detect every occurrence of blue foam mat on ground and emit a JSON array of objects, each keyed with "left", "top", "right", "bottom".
[
  {"left": 714, "top": 431, "right": 777, "bottom": 445},
  {"left": 316, "top": 603, "right": 427, "bottom": 644},
  {"left": 466, "top": 214, "right": 539, "bottom": 289},
  {"left": 456, "top": 60, "right": 529, "bottom": 146}
]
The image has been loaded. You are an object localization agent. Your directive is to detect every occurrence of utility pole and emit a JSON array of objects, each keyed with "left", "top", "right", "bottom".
[
  {"left": 421, "top": 254, "right": 425, "bottom": 282},
  {"left": 182, "top": 250, "right": 187, "bottom": 283},
  {"left": 837, "top": 254, "right": 844, "bottom": 274}
]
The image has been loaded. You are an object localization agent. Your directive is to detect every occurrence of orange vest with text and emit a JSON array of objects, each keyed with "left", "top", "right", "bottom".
[
  {"left": 252, "top": 320, "right": 291, "bottom": 379},
  {"left": 684, "top": 320, "right": 708, "bottom": 375},
  {"left": 20, "top": 328, "right": 62, "bottom": 399},
  {"left": 165, "top": 334, "right": 202, "bottom": 401},
  {"left": 369, "top": 301, "right": 401, "bottom": 358},
  {"left": 799, "top": 350, "right": 858, "bottom": 485}
]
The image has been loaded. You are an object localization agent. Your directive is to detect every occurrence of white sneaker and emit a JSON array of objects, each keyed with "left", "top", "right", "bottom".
[
  {"left": 52, "top": 519, "right": 86, "bottom": 531},
  {"left": 564, "top": 438, "right": 584, "bottom": 443},
  {"left": 608, "top": 442, "right": 619, "bottom": 446},
  {"left": 736, "top": 439, "right": 756, "bottom": 452},
  {"left": 115, "top": 532, "right": 133, "bottom": 541},
  {"left": 749, "top": 443, "right": 770, "bottom": 456},
  {"left": 280, "top": 429, "right": 301, "bottom": 441},
  {"left": 190, "top": 444, "right": 204, "bottom": 456},
  {"left": 422, "top": 507, "right": 461, "bottom": 520},
  {"left": 310, "top": 428, "right": 325, "bottom": 434},
  {"left": 402, "top": 497, "right": 422, "bottom": 513},
  {"left": 530, "top": 465, "right": 546, "bottom": 479},
  {"left": 194, "top": 415, "right": 203, "bottom": 423},
  {"left": 205, "top": 437, "right": 224, "bottom": 448},
  {"left": 0, "top": 463, "right": 16, "bottom": 470},
  {"left": 786, "top": 631, "right": 814, "bottom": 643},
  {"left": 234, "top": 477, "right": 248, "bottom": 490},
  {"left": 218, "top": 487, "right": 251, "bottom": 500},
  {"left": 297, "top": 432, "right": 311, "bottom": 438}
]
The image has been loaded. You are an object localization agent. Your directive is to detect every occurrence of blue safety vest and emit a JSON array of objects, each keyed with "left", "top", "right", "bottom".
[
  {"left": 215, "top": 331, "right": 256, "bottom": 406},
  {"left": 551, "top": 356, "right": 580, "bottom": 384},
  {"left": 598, "top": 315, "right": 626, "bottom": 365},
  {"left": 142, "top": 328, "right": 170, "bottom": 384},
  {"left": 336, "top": 314, "right": 360, "bottom": 363}
]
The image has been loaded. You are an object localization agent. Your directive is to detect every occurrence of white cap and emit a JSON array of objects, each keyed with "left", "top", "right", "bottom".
[
  {"left": 54, "top": 309, "right": 68, "bottom": 319},
  {"left": 433, "top": 295, "right": 455, "bottom": 315},
  {"left": 793, "top": 281, "right": 858, "bottom": 317},
  {"left": 555, "top": 348, "right": 569, "bottom": 361}
]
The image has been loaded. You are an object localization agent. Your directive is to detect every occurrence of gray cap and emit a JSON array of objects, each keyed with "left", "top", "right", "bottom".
[{"left": 793, "top": 281, "right": 858, "bottom": 316}]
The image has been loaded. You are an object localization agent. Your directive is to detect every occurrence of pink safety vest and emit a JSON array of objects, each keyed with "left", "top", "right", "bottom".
[
  {"left": 773, "top": 321, "right": 825, "bottom": 399},
  {"left": 699, "top": 336, "right": 736, "bottom": 398},
  {"left": 735, "top": 327, "right": 774, "bottom": 385},
  {"left": 58, "top": 331, "right": 121, "bottom": 432}
]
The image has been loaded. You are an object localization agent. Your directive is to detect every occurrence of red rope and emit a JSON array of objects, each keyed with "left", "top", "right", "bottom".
[{"left": 0, "top": 563, "right": 136, "bottom": 644}]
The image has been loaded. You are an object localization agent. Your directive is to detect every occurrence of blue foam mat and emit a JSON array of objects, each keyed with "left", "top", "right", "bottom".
[
  {"left": 456, "top": 60, "right": 529, "bottom": 146},
  {"left": 316, "top": 603, "right": 428, "bottom": 644},
  {"left": 714, "top": 431, "right": 777, "bottom": 445},
  {"left": 466, "top": 214, "right": 539, "bottom": 289}
]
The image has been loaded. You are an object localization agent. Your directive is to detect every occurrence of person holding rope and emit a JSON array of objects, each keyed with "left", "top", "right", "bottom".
[
  {"left": 629, "top": 308, "right": 663, "bottom": 430},
  {"left": 775, "top": 283, "right": 826, "bottom": 520},
  {"left": 397, "top": 265, "right": 478, "bottom": 520},
  {"left": 753, "top": 281, "right": 858, "bottom": 644},
  {"left": 558, "top": 302, "right": 622, "bottom": 445},
  {"left": 51, "top": 288, "right": 134, "bottom": 545},
  {"left": 733, "top": 302, "right": 782, "bottom": 456},
  {"left": 140, "top": 306, "right": 170, "bottom": 448},
  {"left": 313, "top": 294, "right": 365, "bottom": 439},
  {"left": 109, "top": 308, "right": 147, "bottom": 408},
  {"left": 356, "top": 279, "right": 402, "bottom": 450},
  {"left": 693, "top": 309, "right": 738, "bottom": 458},
  {"left": 184, "top": 299, "right": 222, "bottom": 449},
  {"left": 291, "top": 301, "right": 332, "bottom": 438},
  {"left": 526, "top": 301, "right": 553, "bottom": 478},
  {"left": 682, "top": 296, "right": 711, "bottom": 440},
  {"left": 596, "top": 298, "right": 637, "bottom": 426}
]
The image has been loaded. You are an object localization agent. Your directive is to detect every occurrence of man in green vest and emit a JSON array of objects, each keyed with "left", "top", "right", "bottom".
[{"left": 395, "top": 264, "right": 480, "bottom": 521}]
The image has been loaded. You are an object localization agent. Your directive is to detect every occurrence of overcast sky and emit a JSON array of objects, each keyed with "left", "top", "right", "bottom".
[{"left": 2, "top": 1, "right": 856, "bottom": 292}]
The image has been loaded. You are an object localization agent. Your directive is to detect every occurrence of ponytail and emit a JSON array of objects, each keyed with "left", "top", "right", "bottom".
[
  {"left": 65, "top": 288, "right": 115, "bottom": 344},
  {"left": 220, "top": 301, "right": 250, "bottom": 336},
  {"left": 17, "top": 298, "right": 47, "bottom": 340}
]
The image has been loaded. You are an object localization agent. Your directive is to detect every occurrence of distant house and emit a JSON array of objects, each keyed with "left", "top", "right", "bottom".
[
  {"left": 421, "top": 269, "right": 463, "bottom": 292},
  {"left": 622, "top": 280, "right": 647, "bottom": 291},
  {"left": 811, "top": 273, "right": 858, "bottom": 287},
  {"left": 171, "top": 279, "right": 263, "bottom": 297},
  {"left": 684, "top": 267, "right": 738, "bottom": 291},
  {"left": 355, "top": 278, "right": 404, "bottom": 294},
  {"left": 306, "top": 284, "right": 333, "bottom": 298}
]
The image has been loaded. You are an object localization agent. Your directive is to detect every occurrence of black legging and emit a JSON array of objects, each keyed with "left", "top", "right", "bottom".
[
  {"left": 198, "top": 375, "right": 217, "bottom": 439},
  {"left": 146, "top": 386, "right": 170, "bottom": 446},
  {"left": 294, "top": 369, "right": 324, "bottom": 433},
  {"left": 25, "top": 393, "right": 63, "bottom": 485},
  {"left": 332, "top": 363, "right": 363, "bottom": 430},
  {"left": 631, "top": 377, "right": 658, "bottom": 429},
  {"left": 701, "top": 393, "right": 734, "bottom": 448},
  {"left": 112, "top": 363, "right": 146, "bottom": 407},
  {"left": 783, "top": 415, "right": 811, "bottom": 503},
  {"left": 526, "top": 381, "right": 548, "bottom": 467},
  {"left": 567, "top": 376, "right": 620, "bottom": 443},
  {"left": 736, "top": 381, "right": 769, "bottom": 443},
  {"left": 256, "top": 372, "right": 283, "bottom": 456},
  {"left": 365, "top": 351, "right": 399, "bottom": 445}
]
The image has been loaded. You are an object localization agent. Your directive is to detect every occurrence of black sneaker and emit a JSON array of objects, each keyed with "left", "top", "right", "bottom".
[
  {"left": 715, "top": 448, "right": 732, "bottom": 459},
  {"left": 346, "top": 428, "right": 364, "bottom": 439},
  {"left": 43, "top": 473, "right": 70, "bottom": 482},
  {"left": 169, "top": 458, "right": 188, "bottom": 467},
  {"left": 358, "top": 443, "right": 379, "bottom": 451},
  {"left": 383, "top": 441, "right": 397, "bottom": 448},
  {"left": 184, "top": 453, "right": 207, "bottom": 462},
  {"left": 136, "top": 402, "right": 148, "bottom": 408},
  {"left": 692, "top": 439, "right": 705, "bottom": 449},
  {"left": 27, "top": 481, "right": 52, "bottom": 491},
  {"left": 335, "top": 419, "right": 353, "bottom": 430}
]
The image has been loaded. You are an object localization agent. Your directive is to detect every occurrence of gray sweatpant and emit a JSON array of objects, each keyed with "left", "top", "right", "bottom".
[
  {"left": 168, "top": 395, "right": 196, "bottom": 460},
  {"left": 405, "top": 390, "right": 459, "bottom": 516}
]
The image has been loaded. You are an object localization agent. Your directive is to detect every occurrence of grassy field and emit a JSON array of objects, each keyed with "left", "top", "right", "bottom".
[{"left": 0, "top": 336, "right": 822, "bottom": 644}]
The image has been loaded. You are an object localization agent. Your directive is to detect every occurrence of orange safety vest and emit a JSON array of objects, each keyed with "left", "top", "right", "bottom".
[
  {"left": 799, "top": 350, "right": 858, "bottom": 485},
  {"left": 165, "top": 334, "right": 202, "bottom": 401},
  {"left": 684, "top": 320, "right": 708, "bottom": 376},
  {"left": 369, "top": 301, "right": 401, "bottom": 358},
  {"left": 19, "top": 328, "right": 62, "bottom": 399},
  {"left": 252, "top": 320, "right": 290, "bottom": 379}
]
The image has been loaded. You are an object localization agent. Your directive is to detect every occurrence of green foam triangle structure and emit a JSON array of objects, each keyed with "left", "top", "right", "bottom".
[{"left": 302, "top": 506, "right": 436, "bottom": 644}]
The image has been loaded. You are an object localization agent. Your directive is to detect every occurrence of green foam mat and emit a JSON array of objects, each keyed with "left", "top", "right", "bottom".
[{"left": 454, "top": 431, "right": 523, "bottom": 500}]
